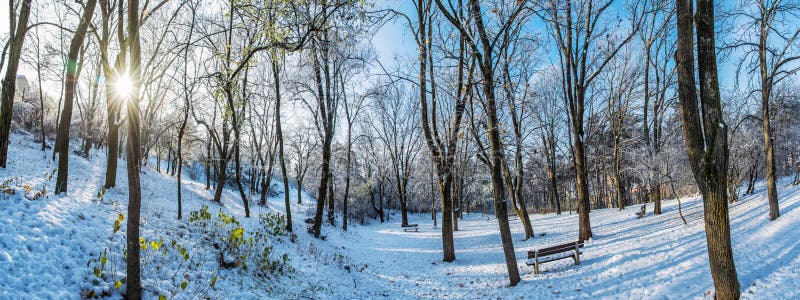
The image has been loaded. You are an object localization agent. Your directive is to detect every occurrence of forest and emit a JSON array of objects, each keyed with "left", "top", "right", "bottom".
[{"left": 1, "top": 0, "right": 799, "bottom": 299}]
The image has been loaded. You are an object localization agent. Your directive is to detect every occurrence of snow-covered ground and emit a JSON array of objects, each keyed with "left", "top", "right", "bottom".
[{"left": 2, "top": 132, "right": 800, "bottom": 299}]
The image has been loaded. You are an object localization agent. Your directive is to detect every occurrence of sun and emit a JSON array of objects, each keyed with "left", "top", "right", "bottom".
[{"left": 113, "top": 74, "right": 135, "bottom": 97}]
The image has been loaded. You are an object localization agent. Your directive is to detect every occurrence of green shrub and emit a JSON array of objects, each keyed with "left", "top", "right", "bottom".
[{"left": 84, "top": 213, "right": 215, "bottom": 299}]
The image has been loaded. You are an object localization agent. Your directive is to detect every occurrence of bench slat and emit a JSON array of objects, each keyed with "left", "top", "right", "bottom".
[
  {"left": 538, "top": 241, "right": 584, "bottom": 252},
  {"left": 537, "top": 253, "right": 582, "bottom": 264}
]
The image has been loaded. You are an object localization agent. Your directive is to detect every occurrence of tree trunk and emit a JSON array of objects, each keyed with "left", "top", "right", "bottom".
[
  {"left": 35, "top": 32, "right": 46, "bottom": 151},
  {"left": 260, "top": 140, "right": 276, "bottom": 206},
  {"left": 272, "top": 52, "right": 292, "bottom": 232},
  {"left": 793, "top": 163, "right": 799, "bottom": 185},
  {"left": 416, "top": 2, "right": 456, "bottom": 262},
  {"left": 176, "top": 7, "right": 194, "bottom": 219},
  {"left": 170, "top": 151, "right": 177, "bottom": 176},
  {"left": 310, "top": 35, "right": 333, "bottom": 237},
  {"left": 653, "top": 179, "right": 662, "bottom": 215},
  {"left": 104, "top": 101, "right": 120, "bottom": 188},
  {"left": 160, "top": 147, "right": 166, "bottom": 173},
  {"left": 343, "top": 138, "right": 352, "bottom": 231},
  {"left": 212, "top": 157, "right": 227, "bottom": 202},
  {"left": 573, "top": 124, "right": 592, "bottom": 241},
  {"left": 439, "top": 172, "right": 455, "bottom": 261},
  {"left": 205, "top": 139, "right": 211, "bottom": 189},
  {"left": 230, "top": 87, "right": 250, "bottom": 217},
  {"left": 54, "top": 0, "right": 99, "bottom": 193},
  {"left": 467, "top": 0, "right": 520, "bottom": 285},
  {"left": 125, "top": 0, "right": 144, "bottom": 295},
  {"left": 296, "top": 179, "right": 303, "bottom": 203},
  {"left": 546, "top": 134, "right": 562, "bottom": 215},
  {"left": 452, "top": 174, "right": 460, "bottom": 231},
  {"left": 503, "top": 161, "right": 533, "bottom": 239},
  {"left": 430, "top": 165, "right": 437, "bottom": 227},
  {"left": 745, "top": 163, "right": 756, "bottom": 195},
  {"left": 675, "top": 0, "right": 740, "bottom": 297},
  {"left": 613, "top": 140, "right": 625, "bottom": 210},
  {"left": 759, "top": 21, "right": 780, "bottom": 220},
  {"left": 397, "top": 173, "right": 409, "bottom": 226},
  {"left": 0, "top": 0, "right": 33, "bottom": 167},
  {"left": 327, "top": 174, "right": 335, "bottom": 225}
]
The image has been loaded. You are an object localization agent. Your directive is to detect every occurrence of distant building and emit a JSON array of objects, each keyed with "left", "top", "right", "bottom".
[{"left": 14, "top": 75, "right": 29, "bottom": 101}]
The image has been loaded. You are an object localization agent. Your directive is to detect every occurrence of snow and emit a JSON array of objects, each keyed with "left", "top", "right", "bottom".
[{"left": 2, "top": 132, "right": 800, "bottom": 299}]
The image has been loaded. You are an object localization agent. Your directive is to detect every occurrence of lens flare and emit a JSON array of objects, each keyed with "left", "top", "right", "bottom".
[{"left": 113, "top": 74, "right": 134, "bottom": 97}]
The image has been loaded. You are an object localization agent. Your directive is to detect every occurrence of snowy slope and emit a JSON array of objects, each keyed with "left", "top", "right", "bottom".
[
  {"left": 319, "top": 179, "right": 800, "bottom": 299},
  {"left": 0, "top": 133, "right": 361, "bottom": 299},
  {"left": 2, "top": 131, "right": 800, "bottom": 299}
]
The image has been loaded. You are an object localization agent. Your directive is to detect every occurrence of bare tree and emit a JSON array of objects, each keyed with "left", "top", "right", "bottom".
[
  {"left": 289, "top": 128, "right": 317, "bottom": 206},
  {"left": 54, "top": 0, "right": 99, "bottom": 194},
  {"left": 675, "top": 0, "right": 740, "bottom": 297},
  {"left": 370, "top": 84, "right": 420, "bottom": 227},
  {"left": 726, "top": 0, "right": 800, "bottom": 220},
  {"left": 341, "top": 84, "right": 369, "bottom": 231},
  {"left": 125, "top": 0, "right": 144, "bottom": 295},
  {"left": 0, "top": 0, "right": 34, "bottom": 167},
  {"left": 538, "top": 0, "right": 640, "bottom": 241},
  {"left": 601, "top": 45, "right": 639, "bottom": 210},
  {"left": 434, "top": 0, "right": 527, "bottom": 285},
  {"left": 638, "top": 0, "right": 674, "bottom": 215},
  {"left": 176, "top": 0, "right": 198, "bottom": 219}
]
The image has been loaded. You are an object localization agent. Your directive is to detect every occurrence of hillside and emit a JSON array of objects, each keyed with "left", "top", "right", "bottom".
[{"left": 1, "top": 132, "right": 799, "bottom": 299}]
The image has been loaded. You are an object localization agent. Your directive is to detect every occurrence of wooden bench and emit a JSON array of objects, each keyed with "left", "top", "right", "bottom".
[
  {"left": 526, "top": 241, "right": 584, "bottom": 274},
  {"left": 402, "top": 223, "right": 419, "bottom": 232},
  {"left": 635, "top": 205, "right": 646, "bottom": 219}
]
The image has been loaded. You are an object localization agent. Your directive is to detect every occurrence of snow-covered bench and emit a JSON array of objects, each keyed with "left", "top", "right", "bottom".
[
  {"left": 402, "top": 223, "right": 419, "bottom": 232},
  {"left": 526, "top": 241, "right": 584, "bottom": 274},
  {"left": 635, "top": 205, "right": 646, "bottom": 219}
]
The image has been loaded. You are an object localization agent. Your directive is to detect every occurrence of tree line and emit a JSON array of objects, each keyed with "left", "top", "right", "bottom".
[{"left": 1, "top": 0, "right": 799, "bottom": 298}]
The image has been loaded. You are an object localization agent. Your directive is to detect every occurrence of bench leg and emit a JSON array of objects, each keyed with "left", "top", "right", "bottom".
[
  {"left": 534, "top": 252, "right": 540, "bottom": 274},
  {"left": 574, "top": 242, "right": 581, "bottom": 265}
]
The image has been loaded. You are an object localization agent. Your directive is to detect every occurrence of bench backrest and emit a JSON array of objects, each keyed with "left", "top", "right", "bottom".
[{"left": 529, "top": 241, "right": 584, "bottom": 258}]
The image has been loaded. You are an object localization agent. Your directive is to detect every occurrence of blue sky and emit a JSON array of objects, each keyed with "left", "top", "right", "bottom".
[{"left": 0, "top": 0, "right": 781, "bottom": 102}]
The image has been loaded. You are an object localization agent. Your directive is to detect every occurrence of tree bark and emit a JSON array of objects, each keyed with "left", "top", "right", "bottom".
[
  {"left": 229, "top": 82, "right": 250, "bottom": 217},
  {"left": 272, "top": 52, "right": 292, "bottom": 231},
  {"left": 758, "top": 10, "right": 780, "bottom": 220},
  {"left": 205, "top": 139, "right": 211, "bottom": 190},
  {"left": 465, "top": 0, "right": 520, "bottom": 285},
  {"left": 212, "top": 154, "right": 227, "bottom": 202},
  {"left": 343, "top": 134, "right": 352, "bottom": 231},
  {"left": 0, "top": 0, "right": 33, "bottom": 167},
  {"left": 176, "top": 5, "right": 195, "bottom": 220},
  {"left": 327, "top": 173, "right": 335, "bottom": 225},
  {"left": 310, "top": 33, "right": 334, "bottom": 237},
  {"left": 612, "top": 135, "right": 625, "bottom": 210},
  {"left": 418, "top": 0, "right": 458, "bottom": 262},
  {"left": 675, "top": 0, "right": 740, "bottom": 297},
  {"left": 125, "top": 0, "right": 144, "bottom": 296},
  {"left": 544, "top": 133, "right": 561, "bottom": 214},
  {"left": 54, "top": 0, "right": 98, "bottom": 193},
  {"left": 653, "top": 180, "right": 662, "bottom": 215},
  {"left": 34, "top": 31, "right": 46, "bottom": 151},
  {"left": 573, "top": 123, "right": 592, "bottom": 241}
]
